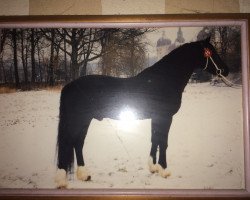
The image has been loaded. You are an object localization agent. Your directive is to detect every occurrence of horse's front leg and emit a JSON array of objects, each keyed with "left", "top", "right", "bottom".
[
  {"left": 157, "top": 141, "right": 171, "bottom": 178},
  {"left": 74, "top": 122, "right": 91, "bottom": 182},
  {"left": 149, "top": 138, "right": 158, "bottom": 173},
  {"left": 149, "top": 116, "right": 172, "bottom": 178}
]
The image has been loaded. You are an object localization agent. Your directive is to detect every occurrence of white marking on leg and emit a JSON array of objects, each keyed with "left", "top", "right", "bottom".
[
  {"left": 77, "top": 166, "right": 91, "bottom": 181},
  {"left": 156, "top": 164, "right": 171, "bottom": 178},
  {"left": 148, "top": 156, "right": 158, "bottom": 173},
  {"left": 55, "top": 169, "right": 68, "bottom": 188}
]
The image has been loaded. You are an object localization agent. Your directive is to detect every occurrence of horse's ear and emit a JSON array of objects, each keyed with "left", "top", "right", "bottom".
[
  {"left": 199, "top": 36, "right": 211, "bottom": 46},
  {"left": 204, "top": 36, "right": 211, "bottom": 43}
]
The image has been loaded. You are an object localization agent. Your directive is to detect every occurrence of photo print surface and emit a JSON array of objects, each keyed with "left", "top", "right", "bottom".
[{"left": 0, "top": 25, "right": 245, "bottom": 190}]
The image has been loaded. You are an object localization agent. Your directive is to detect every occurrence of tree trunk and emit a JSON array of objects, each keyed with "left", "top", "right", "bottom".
[
  {"left": 63, "top": 30, "right": 68, "bottom": 82},
  {"left": 55, "top": 42, "right": 60, "bottom": 81},
  {"left": 31, "top": 29, "right": 36, "bottom": 83},
  {"left": 0, "top": 52, "right": 6, "bottom": 83},
  {"left": 130, "top": 37, "right": 135, "bottom": 76},
  {"left": 0, "top": 30, "right": 6, "bottom": 83},
  {"left": 71, "top": 29, "right": 79, "bottom": 80},
  {"left": 21, "top": 30, "right": 28, "bottom": 84},
  {"left": 81, "top": 62, "right": 88, "bottom": 76},
  {"left": 12, "top": 29, "right": 20, "bottom": 88},
  {"left": 49, "top": 29, "right": 55, "bottom": 86},
  {"left": 0, "top": 29, "right": 7, "bottom": 54},
  {"left": 37, "top": 44, "right": 43, "bottom": 82}
]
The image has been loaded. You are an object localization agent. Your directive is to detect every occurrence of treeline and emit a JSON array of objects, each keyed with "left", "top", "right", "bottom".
[
  {"left": 0, "top": 28, "right": 150, "bottom": 88},
  {"left": 0, "top": 26, "right": 242, "bottom": 89}
]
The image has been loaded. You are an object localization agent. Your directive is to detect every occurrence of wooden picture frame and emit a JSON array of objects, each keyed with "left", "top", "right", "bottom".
[{"left": 0, "top": 14, "right": 249, "bottom": 199}]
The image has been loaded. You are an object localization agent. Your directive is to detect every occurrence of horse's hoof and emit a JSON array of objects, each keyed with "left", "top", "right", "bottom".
[
  {"left": 149, "top": 164, "right": 158, "bottom": 173},
  {"left": 77, "top": 166, "right": 91, "bottom": 181},
  {"left": 156, "top": 164, "right": 171, "bottom": 178},
  {"left": 86, "top": 175, "right": 91, "bottom": 181},
  {"left": 148, "top": 156, "right": 158, "bottom": 173},
  {"left": 55, "top": 169, "right": 68, "bottom": 188},
  {"left": 57, "top": 185, "right": 67, "bottom": 189}
]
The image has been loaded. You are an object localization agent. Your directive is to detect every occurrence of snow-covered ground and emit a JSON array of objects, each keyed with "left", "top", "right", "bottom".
[{"left": 0, "top": 83, "right": 245, "bottom": 189}]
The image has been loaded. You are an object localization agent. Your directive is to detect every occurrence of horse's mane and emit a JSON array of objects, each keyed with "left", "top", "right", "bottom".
[{"left": 137, "top": 41, "right": 200, "bottom": 77}]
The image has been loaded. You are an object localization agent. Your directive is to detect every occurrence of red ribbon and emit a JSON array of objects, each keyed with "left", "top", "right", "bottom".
[{"left": 204, "top": 48, "right": 212, "bottom": 58}]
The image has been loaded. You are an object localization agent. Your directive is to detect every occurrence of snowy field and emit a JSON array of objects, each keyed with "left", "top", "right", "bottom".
[{"left": 0, "top": 83, "right": 245, "bottom": 189}]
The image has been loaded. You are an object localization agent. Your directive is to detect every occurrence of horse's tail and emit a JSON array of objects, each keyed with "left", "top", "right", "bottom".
[{"left": 56, "top": 86, "right": 74, "bottom": 173}]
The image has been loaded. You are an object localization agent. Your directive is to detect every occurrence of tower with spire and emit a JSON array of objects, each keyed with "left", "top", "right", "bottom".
[
  {"left": 175, "top": 27, "right": 185, "bottom": 44},
  {"left": 156, "top": 31, "right": 172, "bottom": 60},
  {"left": 156, "top": 28, "right": 185, "bottom": 61}
]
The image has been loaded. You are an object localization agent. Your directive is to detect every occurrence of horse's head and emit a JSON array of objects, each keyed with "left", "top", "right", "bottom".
[{"left": 199, "top": 37, "right": 229, "bottom": 77}]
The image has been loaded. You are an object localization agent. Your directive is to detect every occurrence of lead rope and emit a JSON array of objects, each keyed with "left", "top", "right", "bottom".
[
  {"left": 211, "top": 56, "right": 242, "bottom": 88},
  {"left": 203, "top": 49, "right": 241, "bottom": 88}
]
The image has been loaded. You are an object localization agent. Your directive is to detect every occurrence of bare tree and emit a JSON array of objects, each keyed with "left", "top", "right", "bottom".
[
  {"left": 11, "top": 29, "right": 20, "bottom": 88},
  {"left": 20, "top": 29, "right": 29, "bottom": 84},
  {"left": 42, "top": 28, "right": 115, "bottom": 80},
  {"left": 48, "top": 29, "right": 55, "bottom": 86},
  {"left": 99, "top": 29, "right": 149, "bottom": 77},
  {"left": 63, "top": 29, "right": 68, "bottom": 82},
  {"left": 0, "top": 29, "right": 8, "bottom": 54},
  {"left": 0, "top": 29, "right": 8, "bottom": 83},
  {"left": 0, "top": 27, "right": 152, "bottom": 87}
]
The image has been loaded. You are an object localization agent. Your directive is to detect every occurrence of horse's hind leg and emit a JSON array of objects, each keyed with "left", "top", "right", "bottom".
[
  {"left": 74, "top": 121, "right": 91, "bottom": 181},
  {"left": 55, "top": 118, "right": 74, "bottom": 188},
  {"left": 149, "top": 116, "right": 172, "bottom": 178}
]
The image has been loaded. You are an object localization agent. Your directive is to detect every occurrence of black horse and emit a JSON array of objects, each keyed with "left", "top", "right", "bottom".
[{"left": 55, "top": 37, "right": 229, "bottom": 188}]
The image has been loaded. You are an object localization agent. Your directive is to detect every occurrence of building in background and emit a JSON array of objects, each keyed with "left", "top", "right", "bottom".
[
  {"left": 156, "top": 28, "right": 185, "bottom": 61},
  {"left": 156, "top": 31, "right": 171, "bottom": 60}
]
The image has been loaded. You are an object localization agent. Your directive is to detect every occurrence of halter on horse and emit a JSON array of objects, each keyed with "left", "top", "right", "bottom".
[
  {"left": 55, "top": 37, "right": 229, "bottom": 188},
  {"left": 203, "top": 47, "right": 239, "bottom": 87}
]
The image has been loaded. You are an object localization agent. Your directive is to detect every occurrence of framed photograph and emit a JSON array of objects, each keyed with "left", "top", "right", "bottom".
[{"left": 0, "top": 14, "right": 249, "bottom": 199}]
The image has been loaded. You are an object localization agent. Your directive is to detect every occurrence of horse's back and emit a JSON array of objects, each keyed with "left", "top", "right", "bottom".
[
  {"left": 60, "top": 75, "right": 131, "bottom": 119},
  {"left": 60, "top": 74, "right": 182, "bottom": 120}
]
